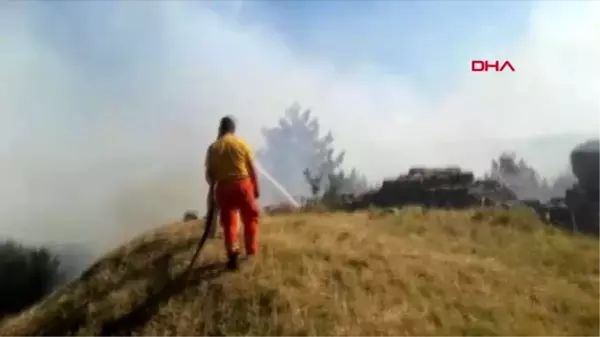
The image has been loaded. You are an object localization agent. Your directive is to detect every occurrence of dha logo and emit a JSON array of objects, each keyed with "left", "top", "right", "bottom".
[{"left": 471, "top": 60, "right": 515, "bottom": 72}]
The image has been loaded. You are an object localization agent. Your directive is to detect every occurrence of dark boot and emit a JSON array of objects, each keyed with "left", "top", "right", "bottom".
[{"left": 227, "top": 252, "right": 239, "bottom": 270}]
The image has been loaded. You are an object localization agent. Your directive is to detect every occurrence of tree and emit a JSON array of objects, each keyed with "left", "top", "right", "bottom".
[
  {"left": 340, "top": 168, "right": 370, "bottom": 195},
  {"left": 550, "top": 172, "right": 577, "bottom": 197},
  {"left": 257, "top": 103, "right": 370, "bottom": 205},
  {"left": 303, "top": 168, "right": 323, "bottom": 200},
  {"left": 0, "top": 240, "right": 63, "bottom": 315},
  {"left": 258, "top": 103, "right": 346, "bottom": 201},
  {"left": 487, "top": 152, "right": 575, "bottom": 201}
]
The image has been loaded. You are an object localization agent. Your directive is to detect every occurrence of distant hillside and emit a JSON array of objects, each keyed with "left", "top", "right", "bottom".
[{"left": 0, "top": 208, "right": 598, "bottom": 336}]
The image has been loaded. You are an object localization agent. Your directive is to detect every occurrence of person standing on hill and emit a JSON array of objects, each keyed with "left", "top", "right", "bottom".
[{"left": 205, "top": 116, "right": 260, "bottom": 270}]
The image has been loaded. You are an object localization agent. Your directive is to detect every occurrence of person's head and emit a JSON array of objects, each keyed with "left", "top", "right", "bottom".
[{"left": 218, "top": 116, "right": 236, "bottom": 137}]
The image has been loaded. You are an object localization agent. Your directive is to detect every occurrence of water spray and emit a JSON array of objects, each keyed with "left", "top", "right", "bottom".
[{"left": 255, "top": 160, "right": 300, "bottom": 208}]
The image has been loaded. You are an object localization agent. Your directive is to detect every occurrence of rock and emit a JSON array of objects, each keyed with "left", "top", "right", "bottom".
[
  {"left": 570, "top": 139, "right": 599, "bottom": 197},
  {"left": 182, "top": 210, "right": 198, "bottom": 221}
]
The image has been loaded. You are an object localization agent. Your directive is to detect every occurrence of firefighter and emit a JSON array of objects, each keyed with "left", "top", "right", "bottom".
[{"left": 205, "top": 116, "right": 260, "bottom": 270}]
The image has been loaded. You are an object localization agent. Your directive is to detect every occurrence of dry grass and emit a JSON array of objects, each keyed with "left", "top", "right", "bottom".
[{"left": 0, "top": 207, "right": 598, "bottom": 336}]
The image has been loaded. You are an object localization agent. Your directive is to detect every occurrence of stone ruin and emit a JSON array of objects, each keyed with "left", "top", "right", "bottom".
[{"left": 343, "top": 166, "right": 517, "bottom": 211}]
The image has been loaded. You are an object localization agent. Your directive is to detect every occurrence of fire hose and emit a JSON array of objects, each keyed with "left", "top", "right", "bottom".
[{"left": 184, "top": 184, "right": 217, "bottom": 277}]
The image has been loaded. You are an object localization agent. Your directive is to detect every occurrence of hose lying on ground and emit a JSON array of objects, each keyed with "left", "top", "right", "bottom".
[{"left": 184, "top": 184, "right": 217, "bottom": 278}]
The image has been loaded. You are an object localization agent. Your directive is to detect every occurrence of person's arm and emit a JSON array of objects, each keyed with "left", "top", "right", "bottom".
[
  {"left": 204, "top": 145, "right": 217, "bottom": 216},
  {"left": 244, "top": 143, "right": 260, "bottom": 199}
]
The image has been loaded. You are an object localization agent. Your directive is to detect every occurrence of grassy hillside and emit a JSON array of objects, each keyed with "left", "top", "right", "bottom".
[{"left": 0, "top": 207, "right": 598, "bottom": 336}]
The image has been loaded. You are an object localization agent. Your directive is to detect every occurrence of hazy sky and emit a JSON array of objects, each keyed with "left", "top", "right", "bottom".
[
  {"left": 0, "top": 1, "right": 598, "bottom": 252},
  {"left": 209, "top": 0, "right": 531, "bottom": 97}
]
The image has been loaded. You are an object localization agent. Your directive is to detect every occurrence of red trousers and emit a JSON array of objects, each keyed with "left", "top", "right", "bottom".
[{"left": 215, "top": 178, "right": 260, "bottom": 256}]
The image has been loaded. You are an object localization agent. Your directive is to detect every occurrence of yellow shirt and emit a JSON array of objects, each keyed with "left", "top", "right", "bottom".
[{"left": 205, "top": 134, "right": 254, "bottom": 183}]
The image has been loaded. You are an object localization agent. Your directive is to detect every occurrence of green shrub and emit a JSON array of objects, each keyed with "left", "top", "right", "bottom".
[{"left": 0, "top": 240, "right": 62, "bottom": 315}]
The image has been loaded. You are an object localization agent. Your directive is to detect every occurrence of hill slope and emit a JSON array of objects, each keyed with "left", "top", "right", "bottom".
[{"left": 0, "top": 208, "right": 598, "bottom": 336}]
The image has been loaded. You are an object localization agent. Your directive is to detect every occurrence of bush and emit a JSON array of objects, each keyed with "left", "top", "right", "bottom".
[{"left": 0, "top": 240, "right": 62, "bottom": 315}]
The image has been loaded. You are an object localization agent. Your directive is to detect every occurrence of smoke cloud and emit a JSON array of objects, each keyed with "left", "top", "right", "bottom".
[{"left": 0, "top": 1, "right": 598, "bottom": 274}]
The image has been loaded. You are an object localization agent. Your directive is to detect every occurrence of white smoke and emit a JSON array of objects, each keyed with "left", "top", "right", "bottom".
[{"left": 0, "top": 1, "right": 598, "bottom": 275}]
